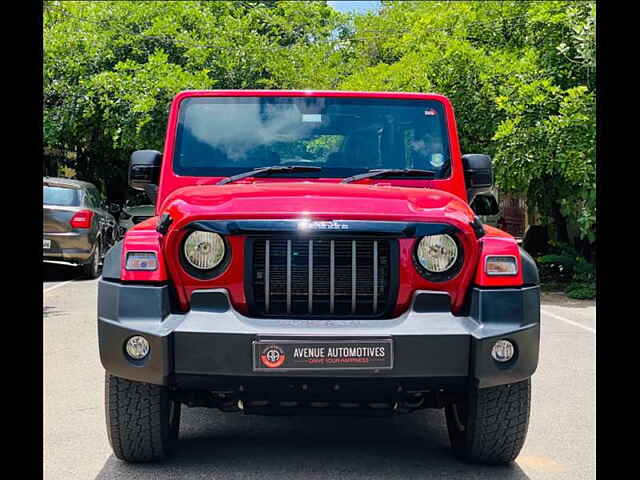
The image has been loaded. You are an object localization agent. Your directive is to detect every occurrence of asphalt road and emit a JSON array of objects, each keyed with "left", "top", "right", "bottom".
[
  {"left": 44, "top": 264, "right": 595, "bottom": 480},
  {"left": 43, "top": 263, "right": 80, "bottom": 289}
]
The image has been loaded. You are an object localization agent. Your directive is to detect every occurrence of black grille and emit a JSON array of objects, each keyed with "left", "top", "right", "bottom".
[{"left": 248, "top": 237, "right": 396, "bottom": 318}]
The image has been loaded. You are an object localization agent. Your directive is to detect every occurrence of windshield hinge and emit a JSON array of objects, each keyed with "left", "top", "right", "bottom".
[
  {"left": 156, "top": 213, "right": 173, "bottom": 235},
  {"left": 470, "top": 216, "right": 485, "bottom": 239}
]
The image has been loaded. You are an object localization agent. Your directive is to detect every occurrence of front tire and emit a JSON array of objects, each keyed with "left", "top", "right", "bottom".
[
  {"left": 445, "top": 379, "right": 531, "bottom": 464},
  {"left": 105, "top": 373, "right": 181, "bottom": 462}
]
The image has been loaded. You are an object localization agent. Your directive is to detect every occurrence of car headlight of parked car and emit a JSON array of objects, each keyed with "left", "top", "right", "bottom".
[
  {"left": 415, "top": 234, "right": 462, "bottom": 280},
  {"left": 183, "top": 231, "right": 226, "bottom": 270}
]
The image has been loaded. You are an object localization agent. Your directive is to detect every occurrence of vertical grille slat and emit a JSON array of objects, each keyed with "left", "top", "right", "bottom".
[
  {"left": 265, "top": 240, "right": 270, "bottom": 313},
  {"left": 308, "top": 239, "right": 313, "bottom": 314},
  {"left": 330, "top": 240, "right": 335, "bottom": 314},
  {"left": 373, "top": 240, "right": 378, "bottom": 314},
  {"left": 286, "top": 240, "right": 292, "bottom": 314},
  {"left": 351, "top": 240, "right": 357, "bottom": 314},
  {"left": 251, "top": 237, "right": 393, "bottom": 318}
]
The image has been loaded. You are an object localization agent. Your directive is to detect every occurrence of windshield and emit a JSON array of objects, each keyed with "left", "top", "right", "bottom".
[
  {"left": 43, "top": 186, "right": 80, "bottom": 206},
  {"left": 173, "top": 96, "right": 451, "bottom": 179}
]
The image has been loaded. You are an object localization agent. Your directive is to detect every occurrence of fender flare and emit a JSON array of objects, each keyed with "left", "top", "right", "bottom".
[
  {"left": 519, "top": 247, "right": 540, "bottom": 285},
  {"left": 102, "top": 240, "right": 123, "bottom": 280}
]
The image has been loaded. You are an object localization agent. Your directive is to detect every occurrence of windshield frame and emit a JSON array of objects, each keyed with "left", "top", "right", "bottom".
[{"left": 171, "top": 93, "right": 454, "bottom": 181}]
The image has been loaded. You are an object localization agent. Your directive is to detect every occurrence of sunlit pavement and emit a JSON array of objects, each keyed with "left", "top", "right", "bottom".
[{"left": 44, "top": 275, "right": 594, "bottom": 480}]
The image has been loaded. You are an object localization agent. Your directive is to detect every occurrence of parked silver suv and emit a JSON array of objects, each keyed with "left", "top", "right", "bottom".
[{"left": 43, "top": 177, "right": 118, "bottom": 278}]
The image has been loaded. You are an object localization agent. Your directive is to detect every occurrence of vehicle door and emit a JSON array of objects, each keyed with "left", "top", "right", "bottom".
[
  {"left": 99, "top": 191, "right": 118, "bottom": 247},
  {"left": 80, "top": 187, "right": 100, "bottom": 250},
  {"left": 98, "top": 192, "right": 118, "bottom": 248},
  {"left": 88, "top": 187, "right": 116, "bottom": 251}
]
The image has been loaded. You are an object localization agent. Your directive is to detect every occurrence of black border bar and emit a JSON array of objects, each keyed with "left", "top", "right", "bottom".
[{"left": 187, "top": 219, "right": 460, "bottom": 237}]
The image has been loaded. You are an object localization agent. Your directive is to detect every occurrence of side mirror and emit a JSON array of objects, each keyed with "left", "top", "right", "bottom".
[
  {"left": 470, "top": 193, "right": 499, "bottom": 216},
  {"left": 462, "top": 154, "right": 493, "bottom": 202},
  {"left": 129, "top": 150, "right": 162, "bottom": 191},
  {"left": 129, "top": 150, "right": 162, "bottom": 205}
]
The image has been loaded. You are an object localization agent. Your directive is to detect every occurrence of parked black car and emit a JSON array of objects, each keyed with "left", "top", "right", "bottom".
[{"left": 43, "top": 177, "right": 118, "bottom": 278}]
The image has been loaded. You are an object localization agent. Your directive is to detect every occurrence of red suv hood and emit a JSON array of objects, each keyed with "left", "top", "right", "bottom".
[
  {"left": 147, "top": 181, "right": 485, "bottom": 316},
  {"left": 162, "top": 182, "right": 476, "bottom": 229}
]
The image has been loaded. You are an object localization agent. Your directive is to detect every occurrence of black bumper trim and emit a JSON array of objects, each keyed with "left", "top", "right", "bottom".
[
  {"left": 101, "top": 240, "right": 123, "bottom": 281},
  {"left": 187, "top": 219, "right": 460, "bottom": 238},
  {"left": 98, "top": 281, "right": 540, "bottom": 389},
  {"left": 97, "top": 281, "right": 175, "bottom": 385},
  {"left": 520, "top": 246, "right": 540, "bottom": 285}
]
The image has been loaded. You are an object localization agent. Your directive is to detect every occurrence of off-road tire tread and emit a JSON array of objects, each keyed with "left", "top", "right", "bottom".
[
  {"left": 105, "top": 373, "right": 170, "bottom": 462},
  {"left": 449, "top": 379, "right": 531, "bottom": 464},
  {"left": 446, "top": 379, "right": 531, "bottom": 465}
]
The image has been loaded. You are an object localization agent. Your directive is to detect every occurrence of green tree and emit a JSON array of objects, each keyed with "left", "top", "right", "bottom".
[
  {"left": 338, "top": 1, "right": 596, "bottom": 245},
  {"left": 44, "top": 0, "right": 596, "bottom": 251},
  {"left": 43, "top": 1, "right": 345, "bottom": 200}
]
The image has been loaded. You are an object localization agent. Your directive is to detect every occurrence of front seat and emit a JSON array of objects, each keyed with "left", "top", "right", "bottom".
[{"left": 339, "top": 133, "right": 378, "bottom": 169}]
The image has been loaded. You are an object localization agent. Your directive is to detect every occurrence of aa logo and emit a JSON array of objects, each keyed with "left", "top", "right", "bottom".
[{"left": 260, "top": 345, "right": 286, "bottom": 368}]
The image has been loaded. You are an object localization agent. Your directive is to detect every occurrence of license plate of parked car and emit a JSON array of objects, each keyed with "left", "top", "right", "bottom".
[
  {"left": 43, "top": 239, "right": 51, "bottom": 249},
  {"left": 253, "top": 339, "right": 393, "bottom": 371}
]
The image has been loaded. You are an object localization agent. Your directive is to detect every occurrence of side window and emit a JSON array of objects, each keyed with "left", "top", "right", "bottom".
[
  {"left": 85, "top": 188, "right": 101, "bottom": 209},
  {"left": 83, "top": 190, "right": 94, "bottom": 208}
]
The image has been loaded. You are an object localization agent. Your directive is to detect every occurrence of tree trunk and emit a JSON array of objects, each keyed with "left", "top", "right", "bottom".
[
  {"left": 551, "top": 201, "right": 569, "bottom": 245},
  {"left": 43, "top": 154, "right": 57, "bottom": 177}
]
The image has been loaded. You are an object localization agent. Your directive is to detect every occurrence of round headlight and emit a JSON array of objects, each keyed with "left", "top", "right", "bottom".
[
  {"left": 183, "top": 231, "right": 226, "bottom": 270},
  {"left": 416, "top": 234, "right": 458, "bottom": 273}
]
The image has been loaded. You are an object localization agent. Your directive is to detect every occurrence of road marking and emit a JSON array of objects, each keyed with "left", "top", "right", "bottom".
[
  {"left": 541, "top": 308, "right": 595, "bottom": 334},
  {"left": 518, "top": 455, "right": 567, "bottom": 472},
  {"left": 43, "top": 278, "right": 77, "bottom": 294}
]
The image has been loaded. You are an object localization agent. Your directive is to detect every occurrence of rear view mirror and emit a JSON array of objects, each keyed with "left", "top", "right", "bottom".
[
  {"left": 129, "top": 150, "right": 162, "bottom": 191},
  {"left": 470, "top": 193, "right": 499, "bottom": 216},
  {"left": 462, "top": 154, "right": 493, "bottom": 202}
]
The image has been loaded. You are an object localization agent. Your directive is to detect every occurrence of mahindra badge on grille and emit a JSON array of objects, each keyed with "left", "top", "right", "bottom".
[{"left": 298, "top": 220, "right": 349, "bottom": 231}]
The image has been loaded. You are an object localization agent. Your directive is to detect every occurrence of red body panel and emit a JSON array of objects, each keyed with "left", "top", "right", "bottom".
[
  {"left": 473, "top": 225, "right": 524, "bottom": 287},
  {"left": 120, "top": 219, "right": 168, "bottom": 283},
  {"left": 156, "top": 182, "right": 482, "bottom": 314},
  {"left": 123, "top": 90, "right": 524, "bottom": 315}
]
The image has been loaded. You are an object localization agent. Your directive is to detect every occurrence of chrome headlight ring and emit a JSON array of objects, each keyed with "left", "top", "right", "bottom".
[
  {"left": 180, "top": 230, "right": 230, "bottom": 279},
  {"left": 414, "top": 233, "right": 464, "bottom": 282}
]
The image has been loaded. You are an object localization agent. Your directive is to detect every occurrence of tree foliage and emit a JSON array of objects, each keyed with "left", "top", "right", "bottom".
[
  {"left": 44, "top": 1, "right": 596, "bottom": 246},
  {"left": 44, "top": 0, "right": 347, "bottom": 199},
  {"left": 337, "top": 1, "right": 596, "bottom": 243}
]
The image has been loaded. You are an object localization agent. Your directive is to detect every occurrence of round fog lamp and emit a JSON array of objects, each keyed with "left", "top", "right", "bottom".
[
  {"left": 125, "top": 335, "right": 150, "bottom": 360},
  {"left": 491, "top": 339, "right": 515, "bottom": 363}
]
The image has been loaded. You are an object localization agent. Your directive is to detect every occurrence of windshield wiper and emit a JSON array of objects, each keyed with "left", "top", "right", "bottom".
[
  {"left": 217, "top": 165, "right": 322, "bottom": 185},
  {"left": 341, "top": 168, "right": 436, "bottom": 184}
]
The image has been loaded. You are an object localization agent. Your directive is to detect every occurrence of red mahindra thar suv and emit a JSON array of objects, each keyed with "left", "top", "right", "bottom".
[{"left": 98, "top": 90, "right": 540, "bottom": 464}]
